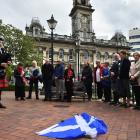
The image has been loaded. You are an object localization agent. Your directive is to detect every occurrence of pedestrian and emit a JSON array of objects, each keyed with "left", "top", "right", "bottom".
[
  {"left": 94, "top": 60, "right": 103, "bottom": 100},
  {"left": 26, "top": 60, "right": 41, "bottom": 100},
  {"left": 130, "top": 52, "right": 140, "bottom": 110},
  {"left": 101, "top": 62, "right": 111, "bottom": 102},
  {"left": 0, "top": 35, "right": 11, "bottom": 108},
  {"left": 64, "top": 63, "right": 75, "bottom": 102},
  {"left": 54, "top": 59, "right": 64, "bottom": 101},
  {"left": 82, "top": 61, "right": 93, "bottom": 101},
  {"left": 41, "top": 59, "right": 54, "bottom": 101},
  {"left": 14, "top": 63, "right": 26, "bottom": 101},
  {"left": 110, "top": 53, "right": 120, "bottom": 105},
  {"left": 119, "top": 50, "right": 131, "bottom": 107}
]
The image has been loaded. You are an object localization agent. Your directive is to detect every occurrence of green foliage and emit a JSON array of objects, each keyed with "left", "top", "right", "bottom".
[
  {"left": 0, "top": 21, "right": 43, "bottom": 66},
  {"left": 5, "top": 65, "right": 13, "bottom": 81}
]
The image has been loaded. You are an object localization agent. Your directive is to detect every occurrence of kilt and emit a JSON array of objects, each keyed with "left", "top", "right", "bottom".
[{"left": 0, "top": 78, "right": 8, "bottom": 88}]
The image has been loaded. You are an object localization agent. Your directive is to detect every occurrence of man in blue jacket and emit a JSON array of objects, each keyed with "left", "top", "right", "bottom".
[{"left": 54, "top": 59, "right": 64, "bottom": 101}]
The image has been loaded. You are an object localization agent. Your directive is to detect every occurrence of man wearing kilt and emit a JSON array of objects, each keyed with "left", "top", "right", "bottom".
[{"left": 0, "top": 36, "right": 11, "bottom": 108}]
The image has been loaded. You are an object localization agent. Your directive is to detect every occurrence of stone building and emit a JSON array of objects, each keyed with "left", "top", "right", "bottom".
[{"left": 25, "top": 0, "right": 130, "bottom": 75}]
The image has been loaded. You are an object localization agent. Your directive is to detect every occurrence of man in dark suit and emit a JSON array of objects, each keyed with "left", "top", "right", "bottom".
[
  {"left": 119, "top": 50, "right": 131, "bottom": 107},
  {"left": 82, "top": 62, "right": 93, "bottom": 101},
  {"left": 42, "top": 59, "right": 54, "bottom": 101},
  {"left": 110, "top": 53, "right": 120, "bottom": 105}
]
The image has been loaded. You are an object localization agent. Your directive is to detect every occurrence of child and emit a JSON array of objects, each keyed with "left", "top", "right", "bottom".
[{"left": 14, "top": 63, "right": 26, "bottom": 101}]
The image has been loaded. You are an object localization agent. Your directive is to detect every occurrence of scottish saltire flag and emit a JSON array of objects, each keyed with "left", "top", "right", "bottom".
[{"left": 36, "top": 112, "right": 107, "bottom": 139}]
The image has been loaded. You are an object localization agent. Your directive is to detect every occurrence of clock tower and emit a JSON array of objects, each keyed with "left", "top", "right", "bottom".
[{"left": 69, "top": 0, "right": 94, "bottom": 42}]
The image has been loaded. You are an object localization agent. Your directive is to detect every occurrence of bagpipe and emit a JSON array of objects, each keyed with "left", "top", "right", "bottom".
[
  {"left": 0, "top": 48, "right": 12, "bottom": 78},
  {"left": 1, "top": 48, "right": 11, "bottom": 61}
]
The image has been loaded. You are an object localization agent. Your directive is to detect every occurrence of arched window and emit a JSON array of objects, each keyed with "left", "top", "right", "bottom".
[
  {"left": 104, "top": 52, "right": 109, "bottom": 60},
  {"left": 81, "top": 0, "right": 86, "bottom": 5},
  {"left": 59, "top": 49, "right": 64, "bottom": 60},
  {"left": 69, "top": 49, "right": 73, "bottom": 60},
  {"left": 96, "top": 52, "right": 101, "bottom": 60},
  {"left": 84, "top": 50, "right": 89, "bottom": 60},
  {"left": 35, "top": 29, "right": 38, "bottom": 35}
]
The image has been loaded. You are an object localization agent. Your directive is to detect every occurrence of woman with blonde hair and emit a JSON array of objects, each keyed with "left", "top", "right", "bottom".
[{"left": 26, "top": 60, "right": 41, "bottom": 100}]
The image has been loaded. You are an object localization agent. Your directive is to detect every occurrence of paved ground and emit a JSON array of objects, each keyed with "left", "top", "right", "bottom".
[{"left": 0, "top": 92, "right": 140, "bottom": 140}]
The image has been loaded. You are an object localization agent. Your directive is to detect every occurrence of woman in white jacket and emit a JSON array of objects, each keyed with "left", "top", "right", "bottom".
[{"left": 130, "top": 52, "right": 140, "bottom": 110}]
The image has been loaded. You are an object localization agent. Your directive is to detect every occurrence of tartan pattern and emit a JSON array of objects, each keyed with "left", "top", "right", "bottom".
[{"left": 0, "top": 78, "right": 8, "bottom": 88}]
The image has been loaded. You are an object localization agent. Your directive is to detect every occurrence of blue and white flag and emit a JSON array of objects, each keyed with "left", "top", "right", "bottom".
[{"left": 36, "top": 112, "right": 107, "bottom": 139}]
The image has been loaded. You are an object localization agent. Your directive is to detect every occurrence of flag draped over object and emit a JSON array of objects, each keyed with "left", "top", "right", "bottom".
[{"left": 36, "top": 112, "right": 107, "bottom": 139}]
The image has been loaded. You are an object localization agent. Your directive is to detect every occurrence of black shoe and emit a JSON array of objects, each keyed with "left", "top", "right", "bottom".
[
  {"left": 133, "top": 106, "right": 140, "bottom": 110},
  {"left": 26, "top": 97, "right": 31, "bottom": 99},
  {"left": 67, "top": 99, "right": 72, "bottom": 102},
  {"left": 43, "top": 98, "right": 48, "bottom": 101},
  {"left": 88, "top": 98, "right": 92, "bottom": 101},
  {"left": 103, "top": 100, "right": 109, "bottom": 103},
  {"left": 109, "top": 101, "right": 115, "bottom": 105},
  {"left": 120, "top": 103, "right": 126, "bottom": 107},
  {"left": 67, "top": 99, "right": 71, "bottom": 102},
  {"left": 0, "top": 103, "right": 6, "bottom": 109},
  {"left": 113, "top": 103, "right": 120, "bottom": 106},
  {"left": 124, "top": 104, "right": 131, "bottom": 108},
  {"left": 15, "top": 98, "right": 19, "bottom": 101},
  {"left": 55, "top": 99, "right": 61, "bottom": 102},
  {"left": 20, "top": 98, "right": 25, "bottom": 101},
  {"left": 36, "top": 95, "right": 39, "bottom": 100}
]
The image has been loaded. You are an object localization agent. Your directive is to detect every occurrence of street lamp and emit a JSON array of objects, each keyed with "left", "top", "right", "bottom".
[
  {"left": 47, "top": 15, "right": 57, "bottom": 65},
  {"left": 75, "top": 37, "right": 80, "bottom": 81}
]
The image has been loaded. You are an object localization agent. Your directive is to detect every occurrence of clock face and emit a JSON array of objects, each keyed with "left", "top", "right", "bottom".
[
  {"left": 82, "top": 16, "right": 88, "bottom": 24},
  {"left": 81, "top": 15, "right": 88, "bottom": 30}
]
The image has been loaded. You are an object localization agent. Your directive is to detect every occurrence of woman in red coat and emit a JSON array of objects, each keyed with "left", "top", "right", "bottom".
[{"left": 64, "top": 64, "right": 75, "bottom": 102}]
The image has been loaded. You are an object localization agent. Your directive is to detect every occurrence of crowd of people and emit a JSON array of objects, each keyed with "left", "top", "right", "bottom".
[
  {"left": 0, "top": 35, "right": 140, "bottom": 110},
  {"left": 94, "top": 51, "right": 140, "bottom": 110}
]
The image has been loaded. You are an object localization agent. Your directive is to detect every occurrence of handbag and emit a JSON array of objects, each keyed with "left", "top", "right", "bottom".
[
  {"left": 0, "top": 69, "right": 5, "bottom": 78},
  {"left": 130, "top": 79, "right": 138, "bottom": 86}
]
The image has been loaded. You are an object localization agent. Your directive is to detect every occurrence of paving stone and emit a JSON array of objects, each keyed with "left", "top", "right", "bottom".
[
  {"left": 0, "top": 92, "right": 140, "bottom": 140},
  {"left": 107, "top": 134, "right": 118, "bottom": 140}
]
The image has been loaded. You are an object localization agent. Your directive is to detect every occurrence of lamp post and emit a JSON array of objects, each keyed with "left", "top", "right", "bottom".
[
  {"left": 47, "top": 15, "right": 57, "bottom": 65},
  {"left": 75, "top": 37, "right": 80, "bottom": 81}
]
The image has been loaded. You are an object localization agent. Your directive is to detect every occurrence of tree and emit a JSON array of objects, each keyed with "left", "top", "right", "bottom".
[{"left": 0, "top": 20, "right": 43, "bottom": 66}]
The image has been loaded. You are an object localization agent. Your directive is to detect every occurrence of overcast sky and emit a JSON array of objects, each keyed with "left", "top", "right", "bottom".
[{"left": 0, "top": 0, "right": 140, "bottom": 39}]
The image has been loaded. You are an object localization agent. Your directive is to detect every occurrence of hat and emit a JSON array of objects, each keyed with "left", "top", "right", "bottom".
[{"left": 0, "top": 35, "right": 4, "bottom": 41}]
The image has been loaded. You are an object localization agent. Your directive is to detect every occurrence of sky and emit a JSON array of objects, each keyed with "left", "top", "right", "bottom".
[{"left": 0, "top": 0, "right": 140, "bottom": 39}]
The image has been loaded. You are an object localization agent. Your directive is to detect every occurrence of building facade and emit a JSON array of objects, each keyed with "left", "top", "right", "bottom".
[
  {"left": 129, "top": 28, "right": 140, "bottom": 52},
  {"left": 25, "top": 0, "right": 130, "bottom": 75}
]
